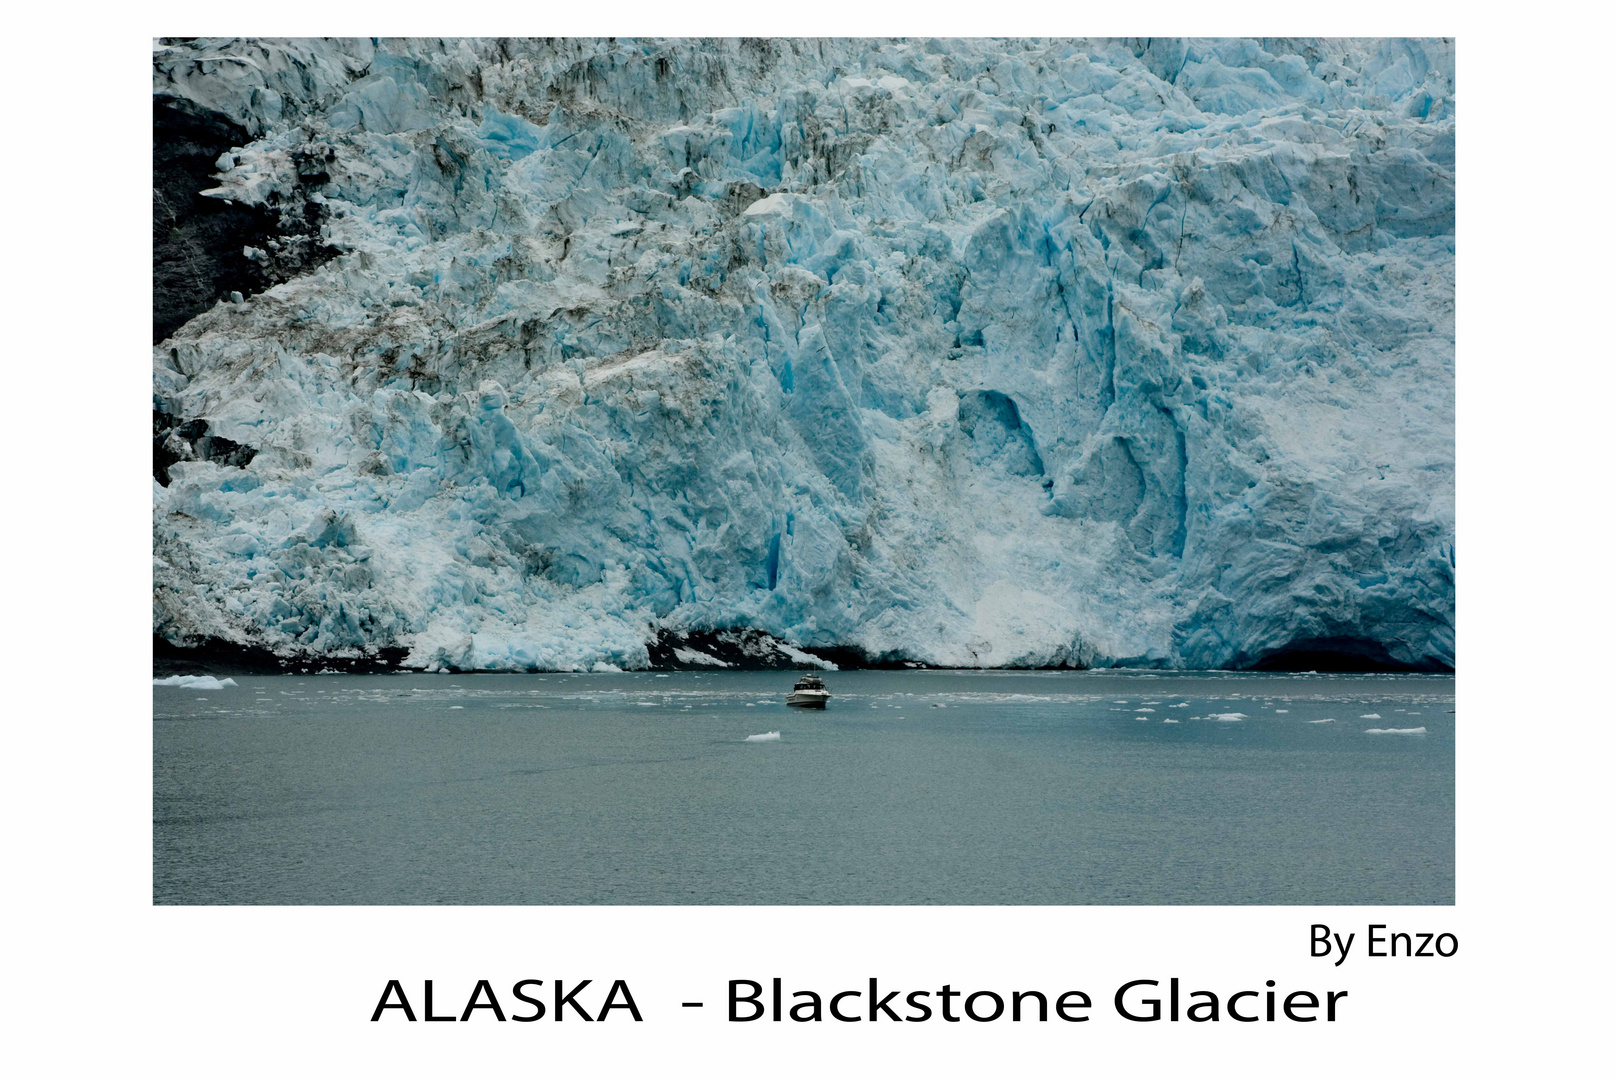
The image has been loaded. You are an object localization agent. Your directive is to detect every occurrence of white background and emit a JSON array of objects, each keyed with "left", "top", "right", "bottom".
[{"left": 5, "top": 3, "right": 1612, "bottom": 1075}]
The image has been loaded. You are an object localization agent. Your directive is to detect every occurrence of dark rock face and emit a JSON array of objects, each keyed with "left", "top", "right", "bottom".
[
  {"left": 152, "top": 95, "right": 336, "bottom": 343},
  {"left": 646, "top": 628, "right": 926, "bottom": 671},
  {"left": 152, "top": 634, "right": 409, "bottom": 676},
  {"left": 1245, "top": 636, "right": 1453, "bottom": 674},
  {"left": 153, "top": 409, "right": 258, "bottom": 486}
]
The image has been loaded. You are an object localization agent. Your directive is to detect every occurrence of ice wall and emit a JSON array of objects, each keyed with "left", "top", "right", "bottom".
[{"left": 152, "top": 38, "right": 1455, "bottom": 671}]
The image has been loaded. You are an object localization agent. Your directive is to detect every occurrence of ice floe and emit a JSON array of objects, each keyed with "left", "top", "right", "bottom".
[{"left": 153, "top": 675, "right": 238, "bottom": 689}]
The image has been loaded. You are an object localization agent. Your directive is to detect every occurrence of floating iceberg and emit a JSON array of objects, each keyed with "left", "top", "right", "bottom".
[
  {"left": 153, "top": 675, "right": 238, "bottom": 689},
  {"left": 1365, "top": 726, "right": 1426, "bottom": 735},
  {"left": 744, "top": 731, "right": 781, "bottom": 742},
  {"left": 152, "top": 38, "right": 1455, "bottom": 674}
]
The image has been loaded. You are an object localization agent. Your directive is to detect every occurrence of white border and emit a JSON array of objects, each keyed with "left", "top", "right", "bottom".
[{"left": 8, "top": 4, "right": 1612, "bottom": 1074}]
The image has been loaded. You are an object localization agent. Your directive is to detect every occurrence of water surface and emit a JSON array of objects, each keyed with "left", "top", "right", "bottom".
[{"left": 153, "top": 669, "right": 1454, "bottom": 904}]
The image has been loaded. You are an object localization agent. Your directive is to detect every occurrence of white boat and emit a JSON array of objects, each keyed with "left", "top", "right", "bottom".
[{"left": 785, "top": 672, "right": 830, "bottom": 709}]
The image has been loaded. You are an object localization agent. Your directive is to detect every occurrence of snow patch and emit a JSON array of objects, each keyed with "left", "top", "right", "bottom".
[
  {"left": 741, "top": 192, "right": 794, "bottom": 217},
  {"left": 672, "top": 647, "right": 731, "bottom": 668}
]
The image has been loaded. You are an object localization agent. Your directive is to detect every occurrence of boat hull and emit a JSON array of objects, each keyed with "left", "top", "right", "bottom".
[{"left": 786, "top": 693, "right": 829, "bottom": 709}]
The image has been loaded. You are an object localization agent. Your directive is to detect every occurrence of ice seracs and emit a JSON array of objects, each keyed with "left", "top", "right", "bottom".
[{"left": 152, "top": 38, "right": 1455, "bottom": 674}]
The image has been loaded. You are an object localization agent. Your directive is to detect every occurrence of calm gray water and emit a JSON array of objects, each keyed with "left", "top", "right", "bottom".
[{"left": 153, "top": 669, "right": 1454, "bottom": 904}]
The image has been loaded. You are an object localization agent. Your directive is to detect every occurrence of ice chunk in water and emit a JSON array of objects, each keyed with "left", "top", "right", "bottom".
[{"left": 154, "top": 675, "right": 237, "bottom": 689}]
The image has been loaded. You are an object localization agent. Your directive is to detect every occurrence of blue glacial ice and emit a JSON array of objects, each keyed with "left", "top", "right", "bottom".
[{"left": 152, "top": 38, "right": 1455, "bottom": 672}]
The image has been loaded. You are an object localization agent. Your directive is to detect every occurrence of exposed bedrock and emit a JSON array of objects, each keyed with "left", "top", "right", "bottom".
[{"left": 152, "top": 87, "right": 337, "bottom": 343}]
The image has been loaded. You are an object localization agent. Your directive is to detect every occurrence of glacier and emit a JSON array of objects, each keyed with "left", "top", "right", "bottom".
[{"left": 151, "top": 37, "right": 1455, "bottom": 673}]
